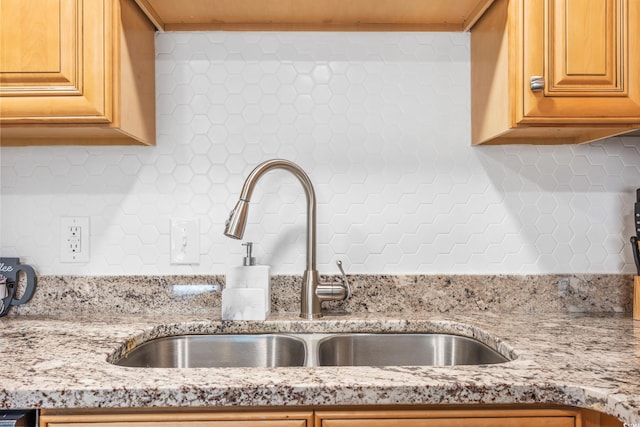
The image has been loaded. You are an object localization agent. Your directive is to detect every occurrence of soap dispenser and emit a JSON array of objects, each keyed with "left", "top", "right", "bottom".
[{"left": 222, "top": 242, "right": 271, "bottom": 320}]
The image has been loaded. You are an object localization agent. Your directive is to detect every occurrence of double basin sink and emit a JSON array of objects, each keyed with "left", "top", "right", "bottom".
[{"left": 113, "top": 333, "right": 511, "bottom": 368}]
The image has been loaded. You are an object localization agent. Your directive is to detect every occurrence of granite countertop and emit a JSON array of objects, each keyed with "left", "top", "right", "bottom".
[{"left": 2, "top": 311, "right": 640, "bottom": 424}]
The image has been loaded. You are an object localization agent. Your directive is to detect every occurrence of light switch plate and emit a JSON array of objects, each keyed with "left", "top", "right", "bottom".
[{"left": 170, "top": 218, "right": 200, "bottom": 265}]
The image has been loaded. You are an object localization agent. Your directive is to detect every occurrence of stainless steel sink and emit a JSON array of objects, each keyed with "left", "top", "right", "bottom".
[
  {"left": 316, "top": 333, "right": 509, "bottom": 366},
  {"left": 112, "top": 332, "right": 511, "bottom": 368},
  {"left": 114, "top": 334, "right": 306, "bottom": 368}
]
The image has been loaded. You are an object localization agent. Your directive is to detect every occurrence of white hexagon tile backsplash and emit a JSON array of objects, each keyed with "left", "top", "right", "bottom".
[{"left": 1, "top": 32, "right": 640, "bottom": 275}]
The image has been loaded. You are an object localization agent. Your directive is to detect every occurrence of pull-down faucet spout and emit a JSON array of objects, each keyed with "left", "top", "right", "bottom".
[{"left": 224, "top": 159, "right": 349, "bottom": 319}]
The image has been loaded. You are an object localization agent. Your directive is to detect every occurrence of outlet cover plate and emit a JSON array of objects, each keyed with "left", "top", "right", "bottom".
[{"left": 60, "top": 217, "right": 90, "bottom": 263}]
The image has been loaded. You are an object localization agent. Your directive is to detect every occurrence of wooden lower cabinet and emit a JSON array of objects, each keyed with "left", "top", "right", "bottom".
[
  {"left": 40, "top": 406, "right": 623, "bottom": 427},
  {"left": 316, "top": 408, "right": 622, "bottom": 427},
  {"left": 40, "top": 410, "right": 313, "bottom": 427}
]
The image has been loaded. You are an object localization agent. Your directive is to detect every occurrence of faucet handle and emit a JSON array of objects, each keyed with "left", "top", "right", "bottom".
[
  {"left": 315, "top": 260, "right": 351, "bottom": 304},
  {"left": 335, "top": 260, "right": 351, "bottom": 299}
]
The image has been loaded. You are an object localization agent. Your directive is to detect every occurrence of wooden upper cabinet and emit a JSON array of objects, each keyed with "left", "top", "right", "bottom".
[
  {"left": 0, "top": 0, "right": 156, "bottom": 146},
  {"left": 3, "top": 0, "right": 638, "bottom": 146},
  {"left": 133, "top": 0, "right": 495, "bottom": 31},
  {"left": 471, "top": 0, "right": 640, "bottom": 145},
  {"left": 1, "top": 0, "right": 109, "bottom": 122},
  {"left": 522, "top": 0, "right": 640, "bottom": 121}
]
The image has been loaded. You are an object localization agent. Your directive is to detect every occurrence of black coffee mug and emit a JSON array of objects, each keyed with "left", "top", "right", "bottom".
[{"left": 0, "top": 257, "right": 37, "bottom": 316}]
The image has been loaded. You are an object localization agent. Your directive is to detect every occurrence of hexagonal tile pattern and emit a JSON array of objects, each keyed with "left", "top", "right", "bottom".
[{"left": 1, "top": 32, "right": 640, "bottom": 275}]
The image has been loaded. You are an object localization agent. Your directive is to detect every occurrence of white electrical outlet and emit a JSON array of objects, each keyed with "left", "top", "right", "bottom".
[
  {"left": 60, "top": 217, "right": 90, "bottom": 263},
  {"left": 170, "top": 218, "right": 200, "bottom": 265}
]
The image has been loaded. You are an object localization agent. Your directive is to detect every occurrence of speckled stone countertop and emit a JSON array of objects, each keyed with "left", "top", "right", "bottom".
[
  {"left": 1, "top": 274, "right": 638, "bottom": 423},
  {"left": 2, "top": 312, "right": 640, "bottom": 424}
]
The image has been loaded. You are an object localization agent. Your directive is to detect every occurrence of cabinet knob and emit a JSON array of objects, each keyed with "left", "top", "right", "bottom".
[{"left": 530, "top": 76, "right": 545, "bottom": 91}]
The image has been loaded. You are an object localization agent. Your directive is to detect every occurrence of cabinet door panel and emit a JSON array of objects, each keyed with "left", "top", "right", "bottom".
[
  {"left": 0, "top": 0, "right": 77, "bottom": 88},
  {"left": 321, "top": 417, "right": 574, "bottom": 427},
  {"left": 46, "top": 421, "right": 306, "bottom": 427},
  {"left": 549, "top": 0, "right": 622, "bottom": 92},
  {"left": 40, "top": 411, "right": 312, "bottom": 427},
  {"left": 0, "top": 0, "right": 110, "bottom": 122},
  {"left": 0, "top": 0, "right": 80, "bottom": 93},
  {"left": 521, "top": 0, "right": 640, "bottom": 122}
]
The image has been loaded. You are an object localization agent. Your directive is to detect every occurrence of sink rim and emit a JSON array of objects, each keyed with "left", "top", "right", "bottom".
[
  {"left": 108, "top": 329, "right": 517, "bottom": 369},
  {"left": 111, "top": 333, "right": 308, "bottom": 368},
  {"left": 315, "top": 332, "right": 511, "bottom": 367}
]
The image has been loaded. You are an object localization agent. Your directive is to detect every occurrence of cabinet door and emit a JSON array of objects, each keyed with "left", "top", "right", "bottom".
[
  {"left": 520, "top": 0, "right": 640, "bottom": 123},
  {"left": 44, "top": 421, "right": 306, "bottom": 427},
  {"left": 40, "top": 410, "right": 312, "bottom": 427},
  {"left": 316, "top": 409, "right": 578, "bottom": 427},
  {"left": 0, "top": 0, "right": 111, "bottom": 123},
  {"left": 320, "top": 418, "right": 573, "bottom": 427},
  {"left": 0, "top": 0, "right": 77, "bottom": 91}
]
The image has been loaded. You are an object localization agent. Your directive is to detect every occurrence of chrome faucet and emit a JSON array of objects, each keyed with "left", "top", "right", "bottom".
[{"left": 224, "top": 159, "right": 350, "bottom": 319}]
